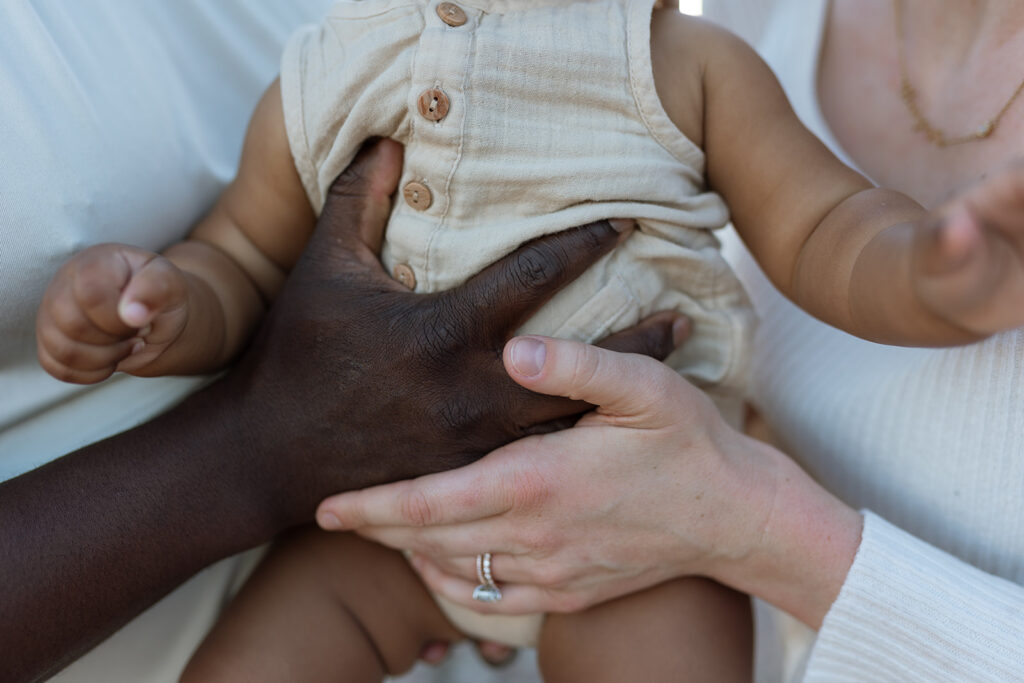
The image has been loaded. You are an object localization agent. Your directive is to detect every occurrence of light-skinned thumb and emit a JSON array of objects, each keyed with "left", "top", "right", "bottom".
[{"left": 503, "top": 336, "right": 670, "bottom": 417}]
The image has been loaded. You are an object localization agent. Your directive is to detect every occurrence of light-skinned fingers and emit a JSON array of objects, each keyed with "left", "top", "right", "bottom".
[
  {"left": 503, "top": 336, "right": 675, "bottom": 418},
  {"left": 354, "top": 519, "right": 528, "bottom": 559},
  {"left": 500, "top": 313, "right": 689, "bottom": 427},
  {"left": 37, "top": 341, "right": 118, "bottom": 385},
  {"left": 315, "top": 138, "right": 404, "bottom": 262},
  {"left": 318, "top": 461, "right": 516, "bottom": 530},
  {"left": 118, "top": 257, "right": 188, "bottom": 329},
  {"left": 456, "top": 221, "right": 620, "bottom": 336},
  {"left": 418, "top": 553, "right": 566, "bottom": 587},
  {"left": 411, "top": 555, "right": 566, "bottom": 615}
]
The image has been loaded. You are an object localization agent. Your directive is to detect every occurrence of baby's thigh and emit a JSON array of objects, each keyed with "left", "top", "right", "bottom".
[
  {"left": 537, "top": 577, "right": 752, "bottom": 683},
  {"left": 183, "top": 529, "right": 462, "bottom": 681}
]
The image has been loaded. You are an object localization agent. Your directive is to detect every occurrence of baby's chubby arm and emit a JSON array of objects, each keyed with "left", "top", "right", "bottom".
[
  {"left": 37, "top": 81, "right": 311, "bottom": 382},
  {"left": 653, "top": 12, "right": 1024, "bottom": 346}
]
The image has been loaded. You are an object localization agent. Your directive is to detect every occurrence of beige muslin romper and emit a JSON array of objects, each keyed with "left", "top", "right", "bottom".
[{"left": 280, "top": 0, "right": 754, "bottom": 646}]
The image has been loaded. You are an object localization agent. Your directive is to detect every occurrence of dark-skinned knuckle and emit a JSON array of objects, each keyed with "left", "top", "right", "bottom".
[
  {"left": 642, "top": 322, "right": 675, "bottom": 359},
  {"left": 578, "top": 221, "right": 617, "bottom": 250},
  {"left": 421, "top": 319, "right": 458, "bottom": 359},
  {"left": 328, "top": 162, "right": 369, "bottom": 199},
  {"left": 432, "top": 399, "right": 473, "bottom": 434},
  {"left": 510, "top": 243, "right": 566, "bottom": 293}
]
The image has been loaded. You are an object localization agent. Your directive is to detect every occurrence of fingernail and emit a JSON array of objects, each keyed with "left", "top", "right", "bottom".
[
  {"left": 317, "top": 512, "right": 343, "bottom": 530},
  {"left": 510, "top": 337, "right": 546, "bottom": 377},
  {"left": 672, "top": 317, "right": 691, "bottom": 347},
  {"left": 608, "top": 219, "right": 635, "bottom": 233},
  {"left": 119, "top": 301, "right": 149, "bottom": 328},
  {"left": 130, "top": 339, "right": 145, "bottom": 355}
]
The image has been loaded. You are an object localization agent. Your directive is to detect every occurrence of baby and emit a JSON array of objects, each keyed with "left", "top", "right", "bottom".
[{"left": 37, "top": 1, "right": 1024, "bottom": 680}]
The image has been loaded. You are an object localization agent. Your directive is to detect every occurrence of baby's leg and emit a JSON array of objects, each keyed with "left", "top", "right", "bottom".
[
  {"left": 538, "top": 577, "right": 752, "bottom": 682},
  {"left": 181, "top": 528, "right": 461, "bottom": 682}
]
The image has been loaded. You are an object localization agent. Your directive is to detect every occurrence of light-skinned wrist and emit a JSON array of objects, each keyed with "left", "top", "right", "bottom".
[{"left": 705, "top": 434, "right": 863, "bottom": 628}]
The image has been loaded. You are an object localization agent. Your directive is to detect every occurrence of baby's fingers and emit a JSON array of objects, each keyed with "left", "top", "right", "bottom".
[
  {"left": 117, "top": 256, "right": 188, "bottom": 330},
  {"left": 961, "top": 162, "right": 1024, "bottom": 238},
  {"left": 68, "top": 245, "right": 150, "bottom": 337},
  {"left": 917, "top": 206, "right": 1024, "bottom": 335},
  {"left": 36, "top": 325, "right": 137, "bottom": 384},
  {"left": 917, "top": 207, "right": 984, "bottom": 278}
]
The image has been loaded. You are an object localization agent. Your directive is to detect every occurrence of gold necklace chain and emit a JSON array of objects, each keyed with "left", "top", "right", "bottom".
[{"left": 894, "top": 0, "right": 1024, "bottom": 147}]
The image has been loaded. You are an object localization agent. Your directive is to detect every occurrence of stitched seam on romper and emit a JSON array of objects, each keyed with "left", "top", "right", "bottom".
[
  {"left": 423, "top": 6, "right": 478, "bottom": 289},
  {"left": 588, "top": 274, "right": 638, "bottom": 343},
  {"left": 329, "top": 0, "right": 421, "bottom": 20},
  {"left": 282, "top": 28, "right": 319, "bottom": 210},
  {"left": 625, "top": 0, "right": 705, "bottom": 170},
  {"left": 404, "top": 9, "right": 425, "bottom": 207}
]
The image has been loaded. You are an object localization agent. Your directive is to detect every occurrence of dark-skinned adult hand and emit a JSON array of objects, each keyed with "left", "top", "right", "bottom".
[
  {"left": 0, "top": 139, "right": 683, "bottom": 683},
  {"left": 225, "top": 139, "right": 686, "bottom": 522}
]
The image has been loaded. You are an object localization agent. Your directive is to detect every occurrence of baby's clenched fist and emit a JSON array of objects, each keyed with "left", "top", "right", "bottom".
[{"left": 36, "top": 244, "right": 190, "bottom": 383}]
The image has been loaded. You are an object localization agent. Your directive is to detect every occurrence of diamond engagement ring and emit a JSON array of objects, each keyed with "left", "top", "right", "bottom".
[{"left": 472, "top": 552, "right": 502, "bottom": 603}]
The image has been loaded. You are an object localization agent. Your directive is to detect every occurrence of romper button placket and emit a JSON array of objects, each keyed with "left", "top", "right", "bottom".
[
  {"left": 436, "top": 2, "right": 468, "bottom": 27},
  {"left": 403, "top": 181, "right": 432, "bottom": 210},
  {"left": 417, "top": 88, "right": 450, "bottom": 122},
  {"left": 393, "top": 263, "right": 417, "bottom": 290}
]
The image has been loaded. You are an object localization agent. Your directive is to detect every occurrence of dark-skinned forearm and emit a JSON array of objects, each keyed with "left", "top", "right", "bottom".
[{"left": 0, "top": 382, "right": 285, "bottom": 683}]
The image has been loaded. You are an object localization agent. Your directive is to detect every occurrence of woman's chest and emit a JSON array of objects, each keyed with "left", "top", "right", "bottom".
[{"left": 817, "top": 0, "right": 1024, "bottom": 208}]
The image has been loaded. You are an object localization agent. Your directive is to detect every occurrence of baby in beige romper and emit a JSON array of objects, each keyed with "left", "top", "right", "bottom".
[{"left": 37, "top": 0, "right": 1024, "bottom": 680}]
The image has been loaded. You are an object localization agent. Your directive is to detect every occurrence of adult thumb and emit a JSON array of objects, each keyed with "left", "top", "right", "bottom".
[
  {"left": 502, "top": 335, "right": 674, "bottom": 417},
  {"left": 312, "top": 138, "right": 404, "bottom": 261}
]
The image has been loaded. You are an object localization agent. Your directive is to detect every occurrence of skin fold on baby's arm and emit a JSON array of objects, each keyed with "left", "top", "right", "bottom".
[
  {"left": 653, "top": 10, "right": 1024, "bottom": 346},
  {"left": 36, "top": 10, "right": 1024, "bottom": 384}
]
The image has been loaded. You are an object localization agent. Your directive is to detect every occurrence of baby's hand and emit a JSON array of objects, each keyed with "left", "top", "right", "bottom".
[
  {"left": 36, "top": 244, "right": 189, "bottom": 383},
  {"left": 913, "top": 164, "right": 1024, "bottom": 337}
]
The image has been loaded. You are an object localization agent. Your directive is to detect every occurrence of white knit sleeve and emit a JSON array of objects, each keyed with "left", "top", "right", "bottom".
[{"left": 805, "top": 511, "right": 1024, "bottom": 681}]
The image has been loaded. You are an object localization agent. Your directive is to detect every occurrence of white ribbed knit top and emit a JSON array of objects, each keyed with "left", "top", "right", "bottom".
[{"left": 709, "top": 0, "right": 1024, "bottom": 680}]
